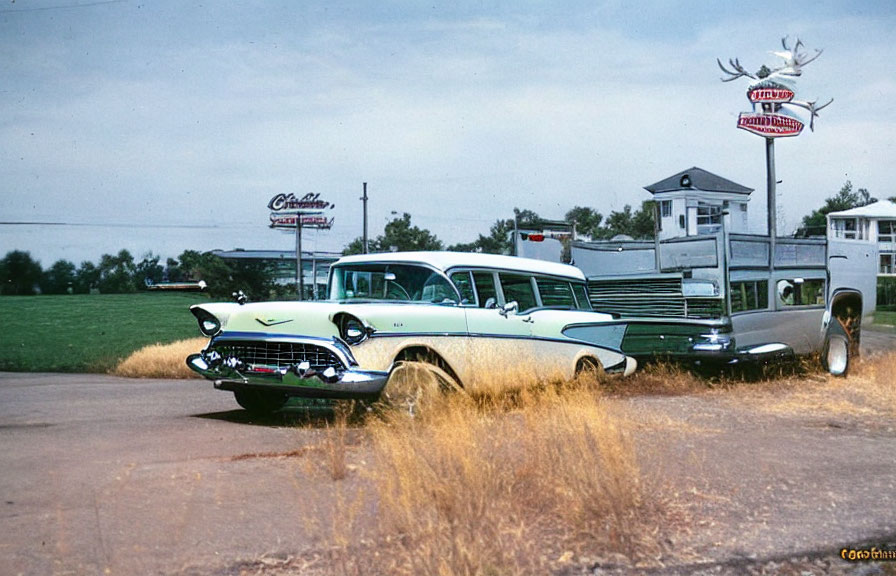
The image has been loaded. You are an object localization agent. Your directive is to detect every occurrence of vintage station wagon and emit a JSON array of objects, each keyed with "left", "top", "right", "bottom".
[{"left": 186, "top": 251, "right": 636, "bottom": 413}]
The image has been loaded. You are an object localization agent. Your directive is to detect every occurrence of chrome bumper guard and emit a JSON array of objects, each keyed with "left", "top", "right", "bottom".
[
  {"left": 605, "top": 356, "right": 638, "bottom": 377},
  {"left": 185, "top": 337, "right": 389, "bottom": 399},
  {"left": 686, "top": 341, "right": 794, "bottom": 365}
]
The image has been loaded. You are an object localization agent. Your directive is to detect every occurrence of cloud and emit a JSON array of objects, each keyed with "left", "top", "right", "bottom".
[{"left": 1, "top": 1, "right": 895, "bottom": 265}]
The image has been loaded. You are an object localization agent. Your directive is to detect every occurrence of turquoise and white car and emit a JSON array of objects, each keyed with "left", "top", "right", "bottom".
[{"left": 187, "top": 251, "right": 636, "bottom": 413}]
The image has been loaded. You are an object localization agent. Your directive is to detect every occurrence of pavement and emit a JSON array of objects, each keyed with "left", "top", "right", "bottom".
[{"left": 0, "top": 373, "right": 337, "bottom": 575}]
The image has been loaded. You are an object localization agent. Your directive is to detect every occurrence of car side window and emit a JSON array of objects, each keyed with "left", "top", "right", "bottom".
[
  {"left": 472, "top": 271, "right": 498, "bottom": 308},
  {"left": 536, "top": 277, "right": 575, "bottom": 308},
  {"left": 345, "top": 271, "right": 371, "bottom": 297},
  {"left": 499, "top": 273, "right": 538, "bottom": 312},
  {"left": 571, "top": 283, "right": 592, "bottom": 310},
  {"left": 421, "top": 273, "right": 459, "bottom": 304},
  {"left": 450, "top": 271, "right": 477, "bottom": 306}
]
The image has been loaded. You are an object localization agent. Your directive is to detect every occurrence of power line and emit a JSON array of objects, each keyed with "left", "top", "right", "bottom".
[
  {"left": 0, "top": 221, "right": 225, "bottom": 229},
  {"left": 0, "top": 0, "right": 125, "bottom": 14}
]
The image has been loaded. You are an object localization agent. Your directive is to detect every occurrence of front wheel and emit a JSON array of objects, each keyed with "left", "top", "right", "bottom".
[
  {"left": 378, "top": 361, "right": 460, "bottom": 416},
  {"left": 822, "top": 334, "right": 850, "bottom": 377},
  {"left": 233, "top": 389, "right": 288, "bottom": 414}
]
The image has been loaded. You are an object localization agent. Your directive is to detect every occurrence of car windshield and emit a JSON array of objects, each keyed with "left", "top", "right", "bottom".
[{"left": 329, "top": 263, "right": 459, "bottom": 304}]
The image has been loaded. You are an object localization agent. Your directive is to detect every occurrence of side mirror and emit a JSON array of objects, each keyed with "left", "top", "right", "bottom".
[{"left": 499, "top": 301, "right": 519, "bottom": 317}]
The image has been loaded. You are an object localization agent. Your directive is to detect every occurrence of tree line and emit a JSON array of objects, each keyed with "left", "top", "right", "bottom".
[
  {"left": 0, "top": 249, "right": 275, "bottom": 300},
  {"left": 341, "top": 202, "right": 657, "bottom": 255},
  {"left": 2, "top": 182, "right": 887, "bottom": 298}
]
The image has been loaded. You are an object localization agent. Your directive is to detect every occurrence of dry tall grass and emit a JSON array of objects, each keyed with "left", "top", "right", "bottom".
[
  {"left": 324, "top": 377, "right": 667, "bottom": 575},
  {"left": 112, "top": 337, "right": 207, "bottom": 379},
  {"left": 845, "top": 350, "right": 896, "bottom": 416},
  {"left": 737, "top": 351, "right": 896, "bottom": 419},
  {"left": 603, "top": 360, "right": 706, "bottom": 397}
]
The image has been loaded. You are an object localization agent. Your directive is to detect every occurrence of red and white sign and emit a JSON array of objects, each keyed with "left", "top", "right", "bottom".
[
  {"left": 747, "top": 86, "right": 795, "bottom": 104},
  {"left": 269, "top": 213, "right": 334, "bottom": 230},
  {"left": 737, "top": 112, "right": 804, "bottom": 137},
  {"left": 268, "top": 192, "right": 333, "bottom": 213}
]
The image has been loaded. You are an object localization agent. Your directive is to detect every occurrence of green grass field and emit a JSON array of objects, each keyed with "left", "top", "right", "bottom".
[
  {"left": 0, "top": 293, "right": 210, "bottom": 373},
  {"left": 873, "top": 309, "right": 896, "bottom": 330},
  {"left": 3, "top": 293, "right": 893, "bottom": 374}
]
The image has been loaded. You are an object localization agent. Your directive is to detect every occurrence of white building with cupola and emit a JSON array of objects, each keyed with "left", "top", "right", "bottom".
[{"left": 646, "top": 166, "right": 753, "bottom": 241}]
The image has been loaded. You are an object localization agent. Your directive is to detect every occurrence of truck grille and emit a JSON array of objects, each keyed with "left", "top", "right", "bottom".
[
  {"left": 209, "top": 340, "right": 344, "bottom": 371},
  {"left": 588, "top": 277, "right": 682, "bottom": 295},
  {"left": 588, "top": 279, "right": 723, "bottom": 319}
]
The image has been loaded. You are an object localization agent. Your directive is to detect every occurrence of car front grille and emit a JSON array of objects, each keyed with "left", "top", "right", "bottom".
[{"left": 210, "top": 340, "right": 344, "bottom": 371}]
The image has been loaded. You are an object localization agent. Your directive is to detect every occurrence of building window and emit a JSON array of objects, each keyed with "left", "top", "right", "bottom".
[
  {"left": 831, "top": 218, "right": 860, "bottom": 239},
  {"left": 696, "top": 203, "right": 722, "bottom": 235},
  {"left": 657, "top": 200, "right": 671, "bottom": 232},
  {"left": 879, "top": 220, "right": 896, "bottom": 244},
  {"left": 660, "top": 200, "right": 672, "bottom": 218},
  {"left": 730, "top": 280, "right": 768, "bottom": 313}
]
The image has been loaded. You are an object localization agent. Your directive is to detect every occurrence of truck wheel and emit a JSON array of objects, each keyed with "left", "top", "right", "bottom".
[
  {"left": 234, "top": 390, "right": 288, "bottom": 414},
  {"left": 822, "top": 334, "right": 849, "bottom": 377}
]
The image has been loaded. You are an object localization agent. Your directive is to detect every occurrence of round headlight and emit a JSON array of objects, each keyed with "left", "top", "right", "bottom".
[
  {"left": 342, "top": 317, "right": 368, "bottom": 345},
  {"left": 192, "top": 308, "right": 221, "bottom": 337},
  {"left": 201, "top": 318, "right": 221, "bottom": 336}
]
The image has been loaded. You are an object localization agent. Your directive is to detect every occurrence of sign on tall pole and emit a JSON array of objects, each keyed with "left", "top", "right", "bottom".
[
  {"left": 717, "top": 37, "right": 832, "bottom": 270},
  {"left": 267, "top": 193, "right": 335, "bottom": 299}
]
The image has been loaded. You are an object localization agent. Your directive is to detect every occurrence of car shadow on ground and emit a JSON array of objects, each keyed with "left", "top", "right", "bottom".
[
  {"left": 193, "top": 407, "right": 336, "bottom": 427},
  {"left": 193, "top": 398, "right": 373, "bottom": 428}
]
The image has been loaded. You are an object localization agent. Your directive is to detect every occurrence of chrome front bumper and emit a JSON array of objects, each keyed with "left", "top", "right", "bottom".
[{"left": 185, "top": 335, "right": 389, "bottom": 400}]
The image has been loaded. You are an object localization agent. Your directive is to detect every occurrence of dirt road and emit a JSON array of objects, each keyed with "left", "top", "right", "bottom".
[{"left": 1, "top": 332, "right": 894, "bottom": 575}]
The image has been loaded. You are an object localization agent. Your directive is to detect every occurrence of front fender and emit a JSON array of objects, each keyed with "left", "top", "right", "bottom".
[{"left": 190, "top": 302, "right": 239, "bottom": 336}]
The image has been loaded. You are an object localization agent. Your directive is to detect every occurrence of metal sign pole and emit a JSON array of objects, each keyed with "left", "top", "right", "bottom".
[
  {"left": 766, "top": 137, "right": 776, "bottom": 272},
  {"left": 311, "top": 251, "right": 318, "bottom": 301},
  {"left": 296, "top": 219, "right": 304, "bottom": 300}
]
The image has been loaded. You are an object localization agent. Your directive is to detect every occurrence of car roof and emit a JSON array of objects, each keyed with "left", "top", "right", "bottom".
[{"left": 333, "top": 251, "right": 586, "bottom": 280}]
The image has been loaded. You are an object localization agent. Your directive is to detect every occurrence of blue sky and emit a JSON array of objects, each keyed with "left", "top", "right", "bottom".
[{"left": 2, "top": 0, "right": 895, "bottom": 266}]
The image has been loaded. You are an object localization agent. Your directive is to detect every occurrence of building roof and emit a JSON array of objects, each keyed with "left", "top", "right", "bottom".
[
  {"left": 335, "top": 251, "right": 586, "bottom": 280},
  {"left": 827, "top": 200, "right": 896, "bottom": 219},
  {"left": 644, "top": 167, "right": 753, "bottom": 196},
  {"left": 213, "top": 249, "right": 342, "bottom": 261}
]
